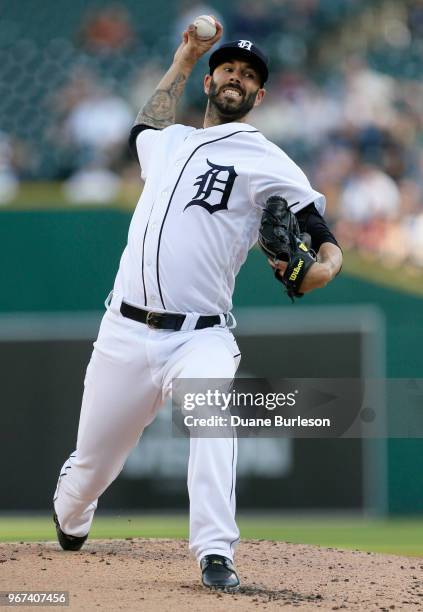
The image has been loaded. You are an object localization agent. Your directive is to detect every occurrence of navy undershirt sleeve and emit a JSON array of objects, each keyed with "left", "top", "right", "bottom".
[
  {"left": 128, "top": 124, "right": 160, "bottom": 160},
  {"left": 295, "top": 203, "right": 340, "bottom": 252}
]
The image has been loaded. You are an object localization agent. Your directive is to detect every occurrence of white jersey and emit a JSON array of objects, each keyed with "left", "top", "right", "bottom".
[
  {"left": 113, "top": 121, "right": 325, "bottom": 315},
  {"left": 56, "top": 123, "right": 326, "bottom": 566}
]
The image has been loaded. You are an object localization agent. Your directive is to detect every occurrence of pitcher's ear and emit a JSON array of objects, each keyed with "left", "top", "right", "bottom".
[
  {"left": 254, "top": 88, "right": 266, "bottom": 108},
  {"left": 204, "top": 73, "right": 212, "bottom": 94}
]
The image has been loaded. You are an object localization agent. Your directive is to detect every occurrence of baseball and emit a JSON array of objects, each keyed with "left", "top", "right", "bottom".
[{"left": 193, "top": 15, "right": 217, "bottom": 40}]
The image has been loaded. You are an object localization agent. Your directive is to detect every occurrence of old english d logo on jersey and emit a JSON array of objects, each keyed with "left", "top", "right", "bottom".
[{"left": 184, "top": 159, "right": 238, "bottom": 214}]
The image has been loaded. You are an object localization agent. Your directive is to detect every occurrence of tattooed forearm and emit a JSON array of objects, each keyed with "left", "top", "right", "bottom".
[{"left": 134, "top": 72, "right": 187, "bottom": 128}]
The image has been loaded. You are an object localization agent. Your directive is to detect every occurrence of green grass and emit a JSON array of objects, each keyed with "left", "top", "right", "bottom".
[
  {"left": 342, "top": 249, "right": 423, "bottom": 297},
  {"left": 0, "top": 515, "right": 421, "bottom": 557},
  {"left": 2, "top": 182, "right": 136, "bottom": 211}
]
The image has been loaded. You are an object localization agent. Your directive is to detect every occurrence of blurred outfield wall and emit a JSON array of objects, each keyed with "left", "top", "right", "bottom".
[{"left": 0, "top": 209, "right": 422, "bottom": 514}]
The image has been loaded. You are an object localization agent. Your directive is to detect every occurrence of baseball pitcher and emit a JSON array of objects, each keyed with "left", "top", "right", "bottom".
[{"left": 53, "top": 20, "right": 342, "bottom": 592}]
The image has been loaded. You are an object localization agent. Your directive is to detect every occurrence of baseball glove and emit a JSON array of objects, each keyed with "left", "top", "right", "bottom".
[{"left": 258, "top": 195, "right": 316, "bottom": 302}]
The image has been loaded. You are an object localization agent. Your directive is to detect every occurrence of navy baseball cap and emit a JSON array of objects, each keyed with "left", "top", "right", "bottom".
[{"left": 209, "top": 40, "right": 269, "bottom": 86}]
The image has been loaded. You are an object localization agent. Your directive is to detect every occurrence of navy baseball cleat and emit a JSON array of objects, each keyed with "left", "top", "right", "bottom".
[
  {"left": 53, "top": 512, "right": 88, "bottom": 551},
  {"left": 200, "top": 554, "right": 240, "bottom": 593}
]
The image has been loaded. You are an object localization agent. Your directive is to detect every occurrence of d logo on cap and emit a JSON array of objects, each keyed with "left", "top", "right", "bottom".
[
  {"left": 208, "top": 39, "right": 269, "bottom": 86},
  {"left": 237, "top": 40, "right": 253, "bottom": 51}
]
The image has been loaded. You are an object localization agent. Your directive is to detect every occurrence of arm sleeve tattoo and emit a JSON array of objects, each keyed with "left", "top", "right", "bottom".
[{"left": 134, "top": 72, "right": 187, "bottom": 130}]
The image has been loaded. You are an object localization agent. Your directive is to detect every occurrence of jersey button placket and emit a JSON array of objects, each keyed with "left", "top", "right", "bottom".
[{"left": 143, "top": 187, "right": 171, "bottom": 309}]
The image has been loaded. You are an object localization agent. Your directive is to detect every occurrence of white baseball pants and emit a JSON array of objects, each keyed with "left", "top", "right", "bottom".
[{"left": 53, "top": 294, "right": 241, "bottom": 562}]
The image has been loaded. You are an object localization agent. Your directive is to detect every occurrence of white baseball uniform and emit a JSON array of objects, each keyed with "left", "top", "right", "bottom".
[{"left": 54, "top": 121, "right": 325, "bottom": 562}]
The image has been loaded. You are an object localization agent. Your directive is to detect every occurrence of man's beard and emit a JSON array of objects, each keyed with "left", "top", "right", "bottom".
[{"left": 207, "top": 79, "right": 258, "bottom": 122}]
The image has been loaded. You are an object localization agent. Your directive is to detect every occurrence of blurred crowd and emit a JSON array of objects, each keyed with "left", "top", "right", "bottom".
[{"left": 1, "top": 0, "right": 422, "bottom": 268}]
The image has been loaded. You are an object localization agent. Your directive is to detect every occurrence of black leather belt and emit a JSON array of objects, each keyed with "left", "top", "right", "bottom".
[{"left": 120, "top": 300, "right": 224, "bottom": 331}]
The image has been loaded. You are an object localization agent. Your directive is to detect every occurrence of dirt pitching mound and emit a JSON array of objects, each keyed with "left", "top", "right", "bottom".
[{"left": 0, "top": 539, "right": 421, "bottom": 611}]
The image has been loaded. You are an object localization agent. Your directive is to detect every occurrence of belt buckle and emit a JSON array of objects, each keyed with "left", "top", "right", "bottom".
[{"left": 146, "top": 311, "right": 163, "bottom": 329}]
